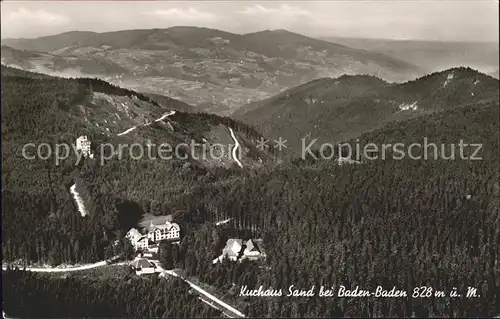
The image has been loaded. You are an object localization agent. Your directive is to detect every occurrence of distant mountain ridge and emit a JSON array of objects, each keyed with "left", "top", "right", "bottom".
[
  {"left": 1, "top": 28, "right": 414, "bottom": 67},
  {"left": 2, "top": 27, "right": 421, "bottom": 78},
  {"left": 321, "top": 36, "right": 499, "bottom": 75},
  {"left": 234, "top": 67, "right": 499, "bottom": 154},
  {"left": 2, "top": 27, "right": 423, "bottom": 114}
]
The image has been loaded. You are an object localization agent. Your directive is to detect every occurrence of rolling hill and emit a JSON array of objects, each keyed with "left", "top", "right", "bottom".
[
  {"left": 1, "top": 66, "right": 274, "bottom": 268},
  {"left": 321, "top": 36, "right": 499, "bottom": 75},
  {"left": 1, "top": 65, "right": 272, "bottom": 174},
  {"left": 2, "top": 63, "right": 499, "bottom": 318},
  {"left": 153, "top": 85, "right": 500, "bottom": 317},
  {"left": 2, "top": 27, "right": 422, "bottom": 114},
  {"left": 234, "top": 67, "right": 499, "bottom": 154}
]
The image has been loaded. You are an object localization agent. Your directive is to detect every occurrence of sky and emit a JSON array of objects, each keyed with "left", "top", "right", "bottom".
[{"left": 1, "top": 0, "right": 499, "bottom": 42}]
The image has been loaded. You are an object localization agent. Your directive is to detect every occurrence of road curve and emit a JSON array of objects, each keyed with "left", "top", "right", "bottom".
[
  {"left": 228, "top": 128, "right": 243, "bottom": 168},
  {"left": 154, "top": 111, "right": 176, "bottom": 122},
  {"left": 2, "top": 255, "right": 121, "bottom": 273},
  {"left": 117, "top": 110, "right": 176, "bottom": 136}
]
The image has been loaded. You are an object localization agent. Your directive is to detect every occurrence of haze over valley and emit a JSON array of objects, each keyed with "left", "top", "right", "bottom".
[{"left": 2, "top": 27, "right": 426, "bottom": 115}]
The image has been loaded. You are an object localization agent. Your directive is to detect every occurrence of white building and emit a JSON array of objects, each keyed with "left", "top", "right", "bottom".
[
  {"left": 125, "top": 228, "right": 149, "bottom": 250},
  {"left": 130, "top": 258, "right": 157, "bottom": 275},
  {"left": 146, "top": 220, "right": 180, "bottom": 242},
  {"left": 76, "top": 135, "right": 93, "bottom": 158},
  {"left": 126, "top": 221, "right": 181, "bottom": 252},
  {"left": 213, "top": 239, "right": 261, "bottom": 264},
  {"left": 242, "top": 239, "right": 261, "bottom": 260}
]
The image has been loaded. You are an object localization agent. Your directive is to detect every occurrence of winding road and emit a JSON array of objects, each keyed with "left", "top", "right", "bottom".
[
  {"left": 117, "top": 125, "right": 138, "bottom": 136},
  {"left": 117, "top": 110, "right": 176, "bottom": 136},
  {"left": 3, "top": 213, "right": 246, "bottom": 318},
  {"left": 228, "top": 128, "right": 243, "bottom": 168},
  {"left": 154, "top": 110, "right": 176, "bottom": 122},
  {"left": 1, "top": 255, "right": 122, "bottom": 272}
]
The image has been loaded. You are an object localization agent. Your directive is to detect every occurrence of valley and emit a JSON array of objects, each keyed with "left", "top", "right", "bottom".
[{"left": 1, "top": 27, "right": 423, "bottom": 114}]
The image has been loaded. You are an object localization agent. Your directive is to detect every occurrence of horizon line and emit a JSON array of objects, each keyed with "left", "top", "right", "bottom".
[{"left": 1, "top": 25, "right": 499, "bottom": 44}]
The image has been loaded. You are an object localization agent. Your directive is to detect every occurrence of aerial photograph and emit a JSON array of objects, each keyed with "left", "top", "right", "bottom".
[{"left": 1, "top": 0, "right": 499, "bottom": 318}]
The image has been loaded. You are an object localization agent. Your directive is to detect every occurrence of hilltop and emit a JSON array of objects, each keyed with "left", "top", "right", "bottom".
[
  {"left": 234, "top": 67, "right": 499, "bottom": 153},
  {"left": 321, "top": 36, "right": 499, "bottom": 75},
  {"left": 151, "top": 88, "right": 500, "bottom": 317},
  {"left": 1, "top": 65, "right": 270, "bottom": 169}
]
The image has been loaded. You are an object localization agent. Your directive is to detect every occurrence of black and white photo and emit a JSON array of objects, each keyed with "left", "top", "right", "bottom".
[{"left": 1, "top": 0, "right": 499, "bottom": 318}]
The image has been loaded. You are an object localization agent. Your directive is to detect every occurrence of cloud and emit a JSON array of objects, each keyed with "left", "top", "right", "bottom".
[
  {"left": 238, "top": 4, "right": 311, "bottom": 17},
  {"left": 236, "top": 4, "right": 315, "bottom": 32},
  {"left": 3, "top": 7, "right": 69, "bottom": 27},
  {"left": 147, "top": 7, "right": 216, "bottom": 22}
]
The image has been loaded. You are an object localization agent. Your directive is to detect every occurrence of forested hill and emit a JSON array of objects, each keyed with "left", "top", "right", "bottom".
[
  {"left": 2, "top": 269, "right": 221, "bottom": 318},
  {"left": 235, "top": 67, "right": 499, "bottom": 154},
  {"left": 298, "top": 99, "right": 499, "bottom": 165},
  {"left": 1, "top": 66, "right": 272, "bottom": 266},
  {"left": 2, "top": 64, "right": 499, "bottom": 317},
  {"left": 165, "top": 98, "right": 499, "bottom": 317}
]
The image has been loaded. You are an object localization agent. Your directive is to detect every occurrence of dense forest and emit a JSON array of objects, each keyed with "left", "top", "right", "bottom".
[
  {"left": 1, "top": 66, "right": 267, "bottom": 265},
  {"left": 2, "top": 66, "right": 499, "bottom": 317},
  {"left": 2, "top": 268, "right": 222, "bottom": 318},
  {"left": 150, "top": 102, "right": 500, "bottom": 317},
  {"left": 169, "top": 157, "right": 499, "bottom": 317},
  {"left": 235, "top": 67, "right": 499, "bottom": 155},
  {"left": 90, "top": 103, "right": 498, "bottom": 317}
]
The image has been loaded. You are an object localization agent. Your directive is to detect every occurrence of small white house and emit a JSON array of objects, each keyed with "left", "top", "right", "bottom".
[
  {"left": 76, "top": 135, "right": 93, "bottom": 158},
  {"left": 242, "top": 239, "right": 261, "bottom": 260},
  {"left": 213, "top": 239, "right": 261, "bottom": 264},
  {"left": 126, "top": 228, "right": 149, "bottom": 250}
]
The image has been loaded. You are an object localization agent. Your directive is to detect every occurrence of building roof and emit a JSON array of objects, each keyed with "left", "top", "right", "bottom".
[
  {"left": 132, "top": 258, "right": 154, "bottom": 269},
  {"left": 226, "top": 238, "right": 242, "bottom": 247},
  {"left": 150, "top": 221, "right": 180, "bottom": 231},
  {"left": 216, "top": 238, "right": 262, "bottom": 263},
  {"left": 127, "top": 228, "right": 141, "bottom": 237},
  {"left": 244, "top": 239, "right": 260, "bottom": 253},
  {"left": 149, "top": 216, "right": 172, "bottom": 225},
  {"left": 127, "top": 228, "right": 146, "bottom": 242}
]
